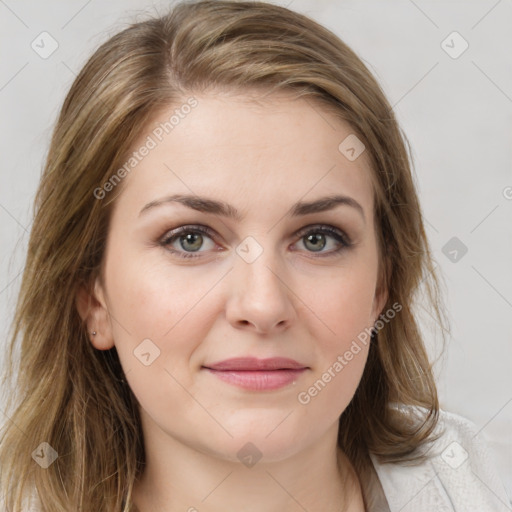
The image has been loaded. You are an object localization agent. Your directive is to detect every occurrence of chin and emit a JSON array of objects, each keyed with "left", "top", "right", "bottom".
[
  {"left": 210, "top": 438, "right": 306, "bottom": 466},
  {"left": 206, "top": 423, "right": 314, "bottom": 465}
]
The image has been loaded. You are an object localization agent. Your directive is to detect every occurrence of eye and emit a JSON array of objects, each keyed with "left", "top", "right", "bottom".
[
  {"left": 293, "top": 224, "right": 351, "bottom": 257},
  {"left": 159, "top": 223, "right": 352, "bottom": 260},
  {"left": 159, "top": 225, "right": 218, "bottom": 259}
]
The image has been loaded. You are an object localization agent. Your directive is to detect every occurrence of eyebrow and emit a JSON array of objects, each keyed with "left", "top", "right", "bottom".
[{"left": 139, "top": 193, "right": 365, "bottom": 223}]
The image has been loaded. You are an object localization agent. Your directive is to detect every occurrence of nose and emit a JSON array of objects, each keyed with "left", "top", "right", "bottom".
[{"left": 225, "top": 248, "right": 297, "bottom": 335}]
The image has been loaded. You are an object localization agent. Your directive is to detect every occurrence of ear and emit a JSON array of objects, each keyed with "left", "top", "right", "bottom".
[{"left": 75, "top": 276, "right": 115, "bottom": 350}]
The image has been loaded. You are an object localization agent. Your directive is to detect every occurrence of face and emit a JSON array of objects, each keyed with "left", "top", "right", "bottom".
[{"left": 81, "top": 90, "right": 387, "bottom": 464}]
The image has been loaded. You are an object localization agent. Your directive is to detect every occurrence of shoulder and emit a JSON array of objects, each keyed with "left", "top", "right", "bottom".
[{"left": 369, "top": 405, "right": 511, "bottom": 512}]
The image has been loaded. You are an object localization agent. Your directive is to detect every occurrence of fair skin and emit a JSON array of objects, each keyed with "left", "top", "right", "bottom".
[{"left": 78, "top": 90, "right": 388, "bottom": 511}]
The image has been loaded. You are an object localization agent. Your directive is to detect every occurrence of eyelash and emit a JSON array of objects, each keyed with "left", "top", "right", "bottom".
[{"left": 159, "top": 224, "right": 352, "bottom": 260}]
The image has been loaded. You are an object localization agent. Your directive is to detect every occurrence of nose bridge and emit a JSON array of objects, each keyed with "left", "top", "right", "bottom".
[
  {"left": 226, "top": 234, "right": 295, "bottom": 332},
  {"left": 237, "top": 235, "right": 287, "bottom": 300}
]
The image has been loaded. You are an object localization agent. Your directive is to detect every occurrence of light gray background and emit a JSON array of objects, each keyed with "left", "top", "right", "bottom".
[{"left": 1, "top": 0, "right": 511, "bottom": 502}]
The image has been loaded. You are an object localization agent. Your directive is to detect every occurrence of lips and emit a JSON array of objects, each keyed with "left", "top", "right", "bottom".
[
  {"left": 203, "top": 357, "right": 307, "bottom": 371},
  {"left": 202, "top": 357, "right": 308, "bottom": 391}
]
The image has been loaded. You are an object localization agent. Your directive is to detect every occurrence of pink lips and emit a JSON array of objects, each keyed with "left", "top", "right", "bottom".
[{"left": 202, "top": 357, "right": 308, "bottom": 391}]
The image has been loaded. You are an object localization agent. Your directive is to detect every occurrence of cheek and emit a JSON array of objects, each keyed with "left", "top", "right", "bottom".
[
  {"left": 295, "top": 283, "right": 373, "bottom": 422},
  {"left": 293, "top": 258, "right": 377, "bottom": 410},
  {"left": 302, "top": 258, "right": 378, "bottom": 347},
  {"left": 103, "top": 254, "right": 206, "bottom": 385},
  {"left": 104, "top": 263, "right": 212, "bottom": 424},
  {"left": 105, "top": 247, "right": 223, "bottom": 341},
  {"left": 296, "top": 341, "right": 369, "bottom": 428}
]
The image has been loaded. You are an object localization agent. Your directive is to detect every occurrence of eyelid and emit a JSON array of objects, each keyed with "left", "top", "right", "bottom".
[
  {"left": 293, "top": 223, "right": 352, "bottom": 246},
  {"left": 160, "top": 224, "right": 216, "bottom": 245},
  {"left": 160, "top": 223, "right": 351, "bottom": 244}
]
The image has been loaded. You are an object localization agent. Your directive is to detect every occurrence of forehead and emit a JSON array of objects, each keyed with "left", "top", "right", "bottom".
[{"left": 112, "top": 90, "right": 375, "bottom": 219}]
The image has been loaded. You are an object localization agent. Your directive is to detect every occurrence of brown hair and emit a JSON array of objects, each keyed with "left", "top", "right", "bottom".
[{"left": 0, "top": 1, "right": 447, "bottom": 510}]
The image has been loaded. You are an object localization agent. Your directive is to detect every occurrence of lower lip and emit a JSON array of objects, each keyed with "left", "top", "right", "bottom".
[{"left": 204, "top": 368, "right": 307, "bottom": 390}]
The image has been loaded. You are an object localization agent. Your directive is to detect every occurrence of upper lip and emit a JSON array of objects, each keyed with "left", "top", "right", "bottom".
[{"left": 203, "top": 357, "right": 308, "bottom": 371}]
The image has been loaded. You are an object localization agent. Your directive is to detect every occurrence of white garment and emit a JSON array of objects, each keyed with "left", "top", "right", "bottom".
[{"left": 369, "top": 409, "right": 511, "bottom": 512}]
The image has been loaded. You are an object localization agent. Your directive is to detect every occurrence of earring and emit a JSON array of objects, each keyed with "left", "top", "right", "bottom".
[{"left": 91, "top": 331, "right": 97, "bottom": 336}]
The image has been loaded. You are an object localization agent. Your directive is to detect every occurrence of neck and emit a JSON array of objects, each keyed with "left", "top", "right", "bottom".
[{"left": 131, "top": 418, "right": 363, "bottom": 512}]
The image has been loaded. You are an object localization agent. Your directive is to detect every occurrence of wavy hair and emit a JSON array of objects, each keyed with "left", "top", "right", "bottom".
[{"left": 0, "top": 1, "right": 447, "bottom": 510}]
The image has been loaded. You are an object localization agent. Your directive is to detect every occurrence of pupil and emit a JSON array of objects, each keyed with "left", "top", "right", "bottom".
[
  {"left": 305, "top": 233, "right": 325, "bottom": 251},
  {"left": 181, "top": 233, "right": 202, "bottom": 251}
]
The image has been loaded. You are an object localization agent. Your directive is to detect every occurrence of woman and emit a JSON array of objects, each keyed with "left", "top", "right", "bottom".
[{"left": 0, "top": 1, "right": 508, "bottom": 511}]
